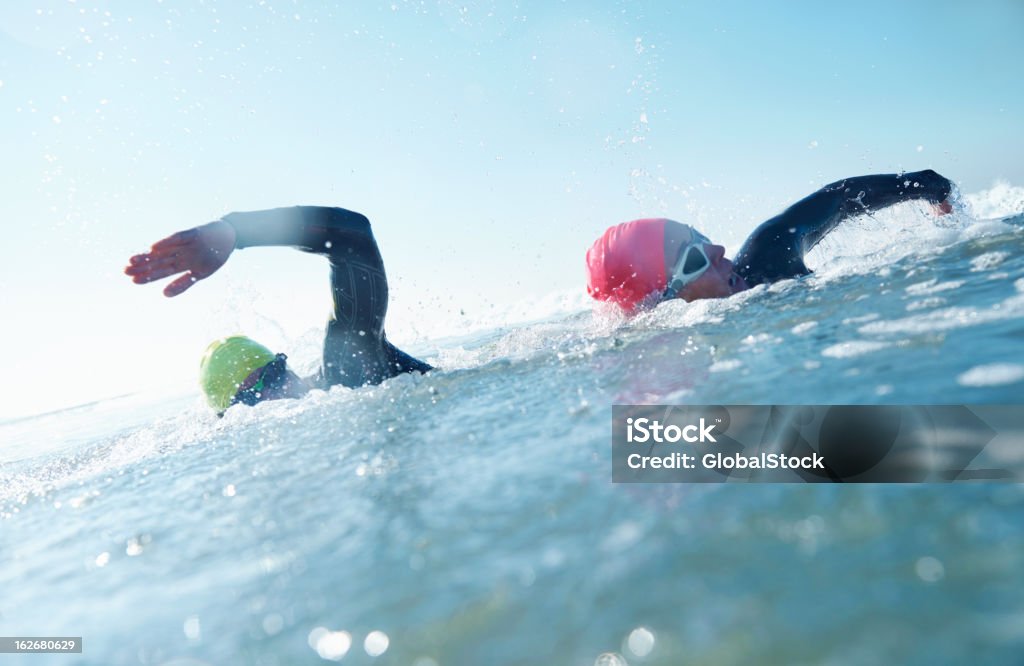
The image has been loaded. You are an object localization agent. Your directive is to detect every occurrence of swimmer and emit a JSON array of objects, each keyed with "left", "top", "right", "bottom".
[
  {"left": 125, "top": 207, "right": 431, "bottom": 414},
  {"left": 586, "top": 169, "right": 955, "bottom": 311}
]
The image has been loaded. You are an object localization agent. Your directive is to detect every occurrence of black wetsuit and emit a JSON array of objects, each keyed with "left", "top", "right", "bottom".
[
  {"left": 222, "top": 206, "right": 432, "bottom": 388},
  {"left": 734, "top": 169, "right": 953, "bottom": 286}
]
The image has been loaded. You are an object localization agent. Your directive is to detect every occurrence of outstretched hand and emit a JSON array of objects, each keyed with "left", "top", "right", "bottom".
[{"left": 125, "top": 220, "right": 237, "bottom": 297}]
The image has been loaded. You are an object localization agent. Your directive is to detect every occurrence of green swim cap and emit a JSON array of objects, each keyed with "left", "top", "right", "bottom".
[{"left": 199, "top": 336, "right": 276, "bottom": 412}]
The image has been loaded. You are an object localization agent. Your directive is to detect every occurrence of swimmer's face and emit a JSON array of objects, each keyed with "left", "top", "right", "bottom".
[
  {"left": 663, "top": 222, "right": 749, "bottom": 302},
  {"left": 678, "top": 243, "right": 750, "bottom": 300},
  {"left": 233, "top": 358, "right": 310, "bottom": 408},
  {"left": 262, "top": 367, "right": 310, "bottom": 402}
]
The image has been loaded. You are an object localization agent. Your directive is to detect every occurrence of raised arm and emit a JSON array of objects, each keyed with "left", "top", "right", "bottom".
[
  {"left": 127, "top": 206, "right": 431, "bottom": 385},
  {"left": 125, "top": 206, "right": 375, "bottom": 297},
  {"left": 734, "top": 169, "right": 954, "bottom": 286},
  {"left": 798, "top": 169, "right": 952, "bottom": 249}
]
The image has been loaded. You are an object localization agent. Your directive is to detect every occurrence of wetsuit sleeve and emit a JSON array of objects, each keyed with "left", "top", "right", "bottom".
[
  {"left": 222, "top": 206, "right": 432, "bottom": 387},
  {"left": 734, "top": 169, "right": 953, "bottom": 287},
  {"left": 222, "top": 205, "right": 385, "bottom": 332},
  {"left": 224, "top": 206, "right": 374, "bottom": 259}
]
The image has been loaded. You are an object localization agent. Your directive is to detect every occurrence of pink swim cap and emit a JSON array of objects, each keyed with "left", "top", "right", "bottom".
[{"left": 585, "top": 218, "right": 668, "bottom": 312}]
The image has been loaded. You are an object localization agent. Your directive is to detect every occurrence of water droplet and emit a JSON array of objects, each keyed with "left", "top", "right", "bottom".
[
  {"left": 915, "top": 556, "right": 945, "bottom": 583},
  {"left": 262, "top": 614, "right": 284, "bottom": 636},
  {"left": 595, "top": 653, "right": 628, "bottom": 666},
  {"left": 308, "top": 627, "right": 327, "bottom": 649},
  {"left": 126, "top": 538, "right": 144, "bottom": 556},
  {"left": 312, "top": 629, "right": 351, "bottom": 661},
  {"left": 364, "top": 630, "right": 389, "bottom": 656},
  {"left": 627, "top": 627, "right": 655, "bottom": 657},
  {"left": 183, "top": 615, "right": 201, "bottom": 641}
]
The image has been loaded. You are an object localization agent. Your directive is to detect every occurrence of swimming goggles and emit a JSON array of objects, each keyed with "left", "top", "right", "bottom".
[
  {"left": 662, "top": 230, "right": 712, "bottom": 300},
  {"left": 232, "top": 353, "right": 290, "bottom": 406}
]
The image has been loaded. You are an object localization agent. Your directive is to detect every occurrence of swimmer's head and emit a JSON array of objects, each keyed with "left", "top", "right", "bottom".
[
  {"left": 199, "top": 336, "right": 308, "bottom": 414},
  {"left": 585, "top": 218, "right": 748, "bottom": 312}
]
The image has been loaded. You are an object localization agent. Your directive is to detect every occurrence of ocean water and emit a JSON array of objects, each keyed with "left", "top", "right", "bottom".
[{"left": 2, "top": 204, "right": 1024, "bottom": 665}]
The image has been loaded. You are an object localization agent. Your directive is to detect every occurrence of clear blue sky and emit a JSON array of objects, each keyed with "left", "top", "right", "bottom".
[{"left": 2, "top": 0, "right": 1022, "bottom": 417}]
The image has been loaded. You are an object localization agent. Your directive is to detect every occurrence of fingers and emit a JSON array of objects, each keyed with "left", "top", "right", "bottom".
[
  {"left": 164, "top": 272, "right": 199, "bottom": 297},
  {"left": 124, "top": 254, "right": 155, "bottom": 276},
  {"left": 125, "top": 226, "right": 216, "bottom": 294},
  {"left": 151, "top": 228, "right": 198, "bottom": 251},
  {"left": 125, "top": 228, "right": 200, "bottom": 273},
  {"left": 129, "top": 267, "right": 183, "bottom": 284},
  {"left": 125, "top": 254, "right": 187, "bottom": 283},
  {"left": 125, "top": 249, "right": 180, "bottom": 276}
]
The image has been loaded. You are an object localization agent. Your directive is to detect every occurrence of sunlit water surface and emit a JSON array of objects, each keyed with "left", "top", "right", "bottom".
[{"left": 2, "top": 209, "right": 1023, "bottom": 665}]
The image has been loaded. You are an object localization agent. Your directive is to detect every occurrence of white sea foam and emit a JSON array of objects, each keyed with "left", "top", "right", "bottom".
[
  {"left": 741, "top": 333, "right": 781, "bottom": 346},
  {"left": 971, "top": 251, "right": 1010, "bottom": 272},
  {"left": 905, "top": 279, "right": 963, "bottom": 295},
  {"left": 709, "top": 359, "right": 743, "bottom": 372},
  {"left": 860, "top": 292, "right": 1024, "bottom": 336},
  {"left": 906, "top": 297, "right": 946, "bottom": 312},
  {"left": 821, "top": 340, "right": 891, "bottom": 358},
  {"left": 957, "top": 363, "right": 1024, "bottom": 387},
  {"left": 841, "top": 313, "right": 880, "bottom": 325},
  {"left": 964, "top": 181, "right": 1024, "bottom": 219},
  {"left": 791, "top": 321, "right": 818, "bottom": 335}
]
